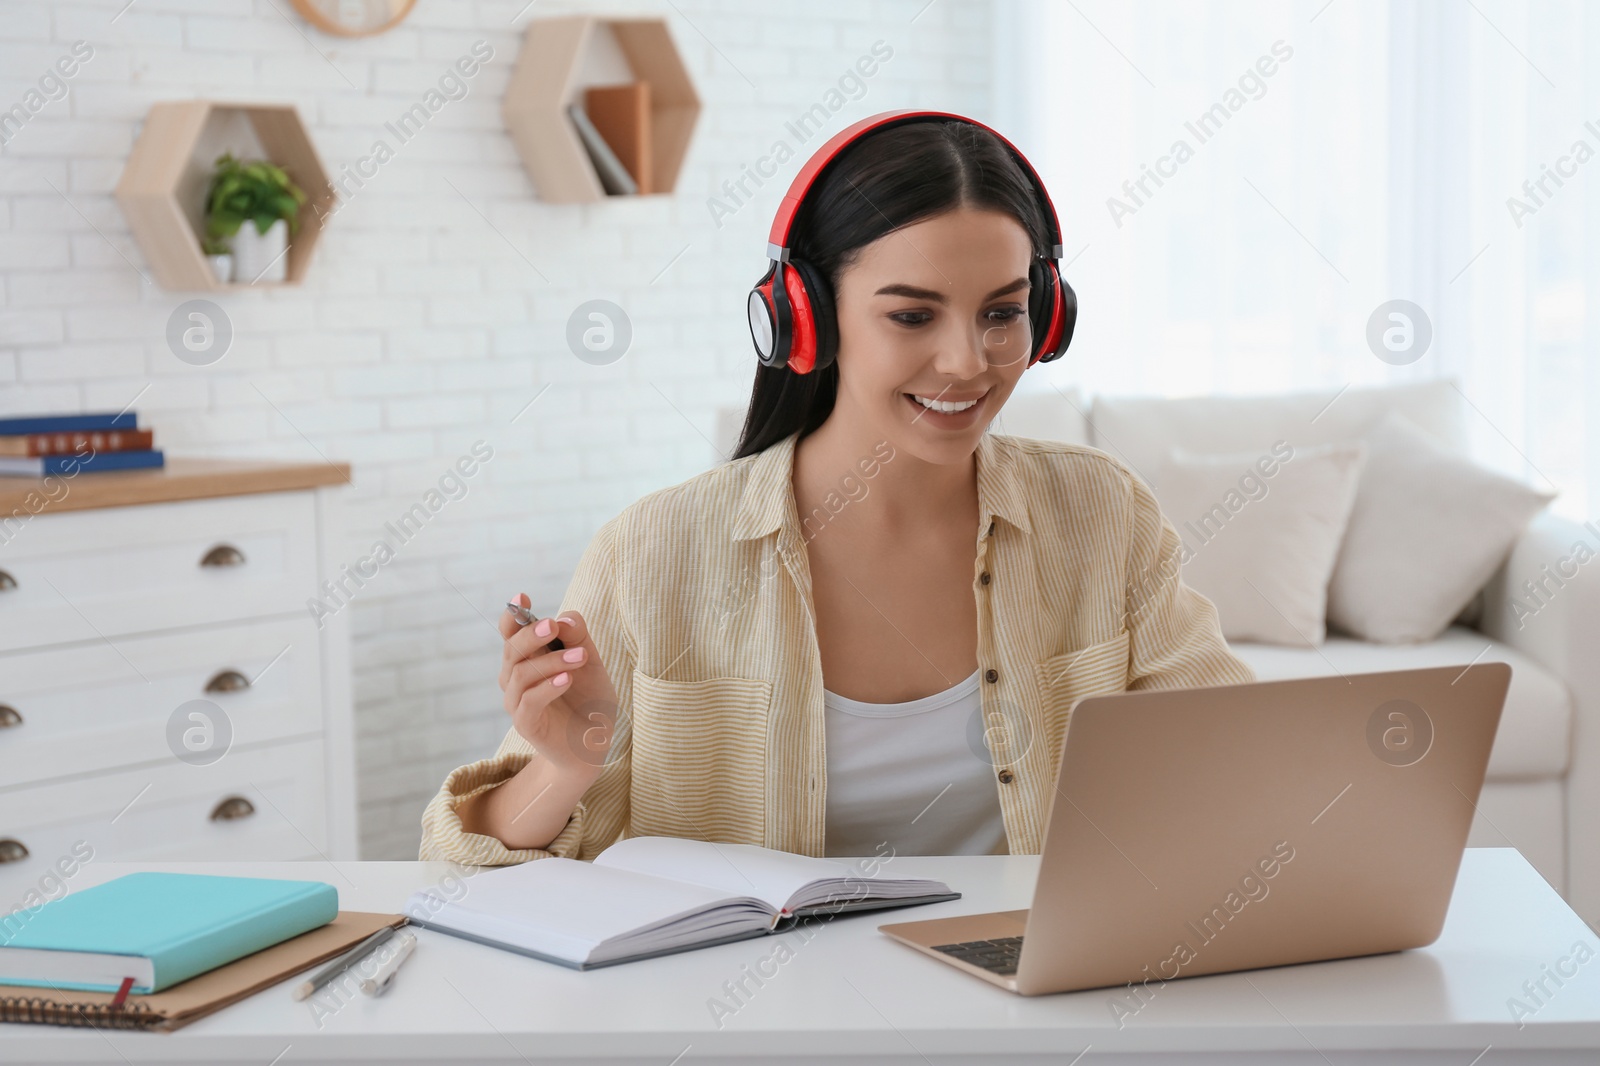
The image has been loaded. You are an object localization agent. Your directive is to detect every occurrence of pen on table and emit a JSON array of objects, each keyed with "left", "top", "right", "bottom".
[
  {"left": 290, "top": 923, "right": 404, "bottom": 1001},
  {"left": 506, "top": 599, "right": 564, "bottom": 650},
  {"left": 359, "top": 931, "right": 417, "bottom": 996}
]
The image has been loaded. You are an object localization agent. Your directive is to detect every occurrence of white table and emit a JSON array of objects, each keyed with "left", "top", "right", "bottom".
[{"left": 1, "top": 848, "right": 1597, "bottom": 1064}]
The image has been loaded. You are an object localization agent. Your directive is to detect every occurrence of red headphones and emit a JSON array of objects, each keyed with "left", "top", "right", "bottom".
[{"left": 747, "top": 109, "right": 1075, "bottom": 376}]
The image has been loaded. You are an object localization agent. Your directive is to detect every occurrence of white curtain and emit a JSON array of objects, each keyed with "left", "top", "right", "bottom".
[{"left": 997, "top": 0, "right": 1598, "bottom": 520}]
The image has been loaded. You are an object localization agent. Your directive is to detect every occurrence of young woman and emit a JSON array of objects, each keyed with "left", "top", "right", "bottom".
[{"left": 420, "top": 113, "right": 1255, "bottom": 866}]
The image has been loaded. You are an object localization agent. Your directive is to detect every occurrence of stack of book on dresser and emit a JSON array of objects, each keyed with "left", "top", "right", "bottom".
[{"left": 0, "top": 411, "right": 163, "bottom": 476}]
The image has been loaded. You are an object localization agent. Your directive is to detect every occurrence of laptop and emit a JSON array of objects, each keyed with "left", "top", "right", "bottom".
[{"left": 878, "top": 662, "right": 1512, "bottom": 996}]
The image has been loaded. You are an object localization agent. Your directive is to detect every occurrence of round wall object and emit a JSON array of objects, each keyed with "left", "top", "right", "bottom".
[{"left": 289, "top": 0, "right": 416, "bottom": 37}]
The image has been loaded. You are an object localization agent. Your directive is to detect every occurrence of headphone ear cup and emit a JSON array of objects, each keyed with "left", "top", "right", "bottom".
[
  {"left": 1049, "top": 272, "right": 1077, "bottom": 361},
  {"left": 779, "top": 262, "right": 818, "bottom": 375},
  {"left": 789, "top": 258, "right": 838, "bottom": 373},
  {"left": 749, "top": 262, "right": 790, "bottom": 369},
  {"left": 1028, "top": 260, "right": 1077, "bottom": 365},
  {"left": 1027, "top": 259, "right": 1053, "bottom": 366}
]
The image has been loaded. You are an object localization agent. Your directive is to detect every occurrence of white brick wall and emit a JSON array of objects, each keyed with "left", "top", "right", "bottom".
[{"left": 0, "top": 0, "right": 994, "bottom": 858}]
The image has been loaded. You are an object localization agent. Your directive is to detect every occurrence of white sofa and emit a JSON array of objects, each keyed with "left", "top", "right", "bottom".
[{"left": 714, "top": 379, "right": 1597, "bottom": 927}]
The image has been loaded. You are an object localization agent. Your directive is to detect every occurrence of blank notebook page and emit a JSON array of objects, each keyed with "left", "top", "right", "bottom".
[{"left": 593, "top": 837, "right": 863, "bottom": 912}]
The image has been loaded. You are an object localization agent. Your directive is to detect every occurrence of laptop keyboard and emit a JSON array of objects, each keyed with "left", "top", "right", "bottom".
[{"left": 931, "top": 936, "right": 1023, "bottom": 976}]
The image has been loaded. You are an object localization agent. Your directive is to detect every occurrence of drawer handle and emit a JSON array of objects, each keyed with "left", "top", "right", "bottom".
[
  {"left": 200, "top": 544, "right": 247, "bottom": 568},
  {"left": 205, "top": 670, "right": 251, "bottom": 693},
  {"left": 0, "top": 705, "right": 21, "bottom": 728},
  {"left": 0, "top": 839, "right": 28, "bottom": 863},
  {"left": 0, "top": 569, "right": 15, "bottom": 592},
  {"left": 210, "top": 796, "right": 255, "bottom": 821}
]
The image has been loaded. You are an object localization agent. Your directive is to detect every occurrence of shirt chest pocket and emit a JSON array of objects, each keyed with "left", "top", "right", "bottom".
[
  {"left": 1033, "top": 629, "right": 1132, "bottom": 761},
  {"left": 627, "top": 671, "right": 773, "bottom": 844}
]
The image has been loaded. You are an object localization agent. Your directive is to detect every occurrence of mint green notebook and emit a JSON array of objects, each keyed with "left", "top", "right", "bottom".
[{"left": 0, "top": 872, "right": 337, "bottom": 994}]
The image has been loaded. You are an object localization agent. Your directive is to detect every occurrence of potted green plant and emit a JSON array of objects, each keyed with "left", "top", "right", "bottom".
[{"left": 203, "top": 152, "right": 307, "bottom": 285}]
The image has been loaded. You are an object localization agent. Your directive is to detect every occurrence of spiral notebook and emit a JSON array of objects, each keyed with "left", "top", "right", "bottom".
[{"left": 0, "top": 911, "right": 405, "bottom": 1031}]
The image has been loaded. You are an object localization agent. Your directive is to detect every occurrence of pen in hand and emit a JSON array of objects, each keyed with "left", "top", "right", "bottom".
[{"left": 505, "top": 598, "right": 564, "bottom": 650}]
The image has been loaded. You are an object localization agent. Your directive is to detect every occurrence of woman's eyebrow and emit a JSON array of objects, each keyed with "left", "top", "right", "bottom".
[{"left": 874, "top": 277, "right": 1031, "bottom": 303}]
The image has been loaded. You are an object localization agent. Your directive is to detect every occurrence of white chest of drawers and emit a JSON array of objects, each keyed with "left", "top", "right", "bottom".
[{"left": 0, "top": 460, "right": 356, "bottom": 901}]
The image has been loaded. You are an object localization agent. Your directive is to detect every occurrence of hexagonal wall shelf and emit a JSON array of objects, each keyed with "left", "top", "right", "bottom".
[
  {"left": 503, "top": 16, "right": 700, "bottom": 203},
  {"left": 115, "top": 101, "right": 335, "bottom": 292}
]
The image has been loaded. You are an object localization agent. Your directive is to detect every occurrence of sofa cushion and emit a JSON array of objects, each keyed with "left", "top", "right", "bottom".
[
  {"left": 1229, "top": 625, "right": 1572, "bottom": 780},
  {"left": 1326, "top": 412, "right": 1556, "bottom": 644},
  {"left": 1156, "top": 440, "right": 1365, "bottom": 646},
  {"left": 1088, "top": 378, "right": 1466, "bottom": 490}
]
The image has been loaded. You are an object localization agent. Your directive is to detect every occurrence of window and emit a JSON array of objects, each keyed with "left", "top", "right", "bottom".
[{"left": 999, "top": 0, "right": 1597, "bottom": 519}]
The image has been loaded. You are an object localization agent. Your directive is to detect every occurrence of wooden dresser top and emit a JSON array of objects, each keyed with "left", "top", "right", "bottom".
[{"left": 0, "top": 457, "right": 352, "bottom": 515}]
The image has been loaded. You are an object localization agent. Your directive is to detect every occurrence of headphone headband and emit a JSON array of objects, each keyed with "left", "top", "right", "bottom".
[
  {"left": 748, "top": 109, "right": 1075, "bottom": 375},
  {"left": 764, "top": 109, "right": 1065, "bottom": 262}
]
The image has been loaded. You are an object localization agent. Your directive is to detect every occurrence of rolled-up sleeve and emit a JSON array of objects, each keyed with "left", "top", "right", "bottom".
[
  {"left": 1120, "top": 465, "right": 1257, "bottom": 691},
  {"left": 418, "top": 514, "right": 636, "bottom": 864}
]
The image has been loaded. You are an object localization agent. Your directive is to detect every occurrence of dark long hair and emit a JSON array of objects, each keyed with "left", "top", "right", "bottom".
[{"left": 731, "top": 119, "right": 1050, "bottom": 461}]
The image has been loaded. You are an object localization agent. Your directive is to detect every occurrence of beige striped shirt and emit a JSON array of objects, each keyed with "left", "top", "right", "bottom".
[{"left": 418, "top": 429, "right": 1256, "bottom": 865}]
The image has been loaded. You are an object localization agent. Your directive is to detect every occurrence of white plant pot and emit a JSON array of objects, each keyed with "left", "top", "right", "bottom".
[
  {"left": 232, "top": 218, "right": 289, "bottom": 284},
  {"left": 206, "top": 253, "right": 233, "bottom": 285}
]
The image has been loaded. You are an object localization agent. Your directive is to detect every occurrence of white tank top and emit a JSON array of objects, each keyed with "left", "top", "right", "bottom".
[{"left": 822, "top": 668, "right": 1009, "bottom": 858}]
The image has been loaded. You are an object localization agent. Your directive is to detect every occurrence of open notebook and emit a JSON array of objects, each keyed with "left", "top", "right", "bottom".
[{"left": 405, "top": 836, "right": 959, "bottom": 970}]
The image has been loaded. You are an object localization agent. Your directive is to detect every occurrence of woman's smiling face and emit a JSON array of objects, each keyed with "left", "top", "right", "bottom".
[{"left": 829, "top": 204, "right": 1036, "bottom": 465}]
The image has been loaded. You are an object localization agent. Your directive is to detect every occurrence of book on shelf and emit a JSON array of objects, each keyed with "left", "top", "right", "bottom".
[
  {"left": 0, "top": 409, "right": 161, "bottom": 476},
  {"left": 567, "top": 102, "right": 640, "bottom": 195},
  {"left": 404, "top": 835, "right": 959, "bottom": 971},
  {"left": 0, "top": 427, "right": 155, "bottom": 457},
  {"left": 0, "top": 449, "right": 164, "bottom": 477},
  {"left": 0, "top": 412, "right": 137, "bottom": 435},
  {"left": 584, "top": 82, "right": 653, "bottom": 194}
]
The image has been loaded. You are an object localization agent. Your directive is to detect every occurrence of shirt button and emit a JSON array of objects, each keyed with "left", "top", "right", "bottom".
[
  {"left": 979, "top": 570, "right": 991, "bottom": 585},
  {"left": 984, "top": 668, "right": 998, "bottom": 683},
  {"left": 997, "top": 769, "right": 1015, "bottom": 784}
]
